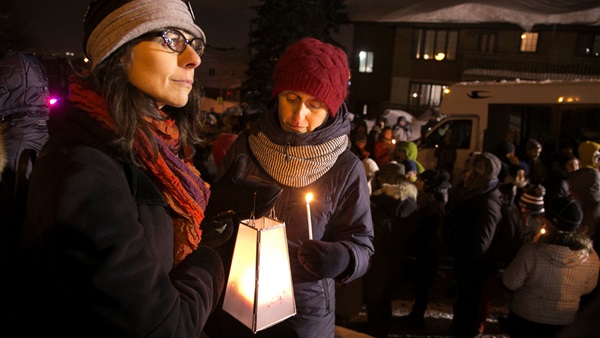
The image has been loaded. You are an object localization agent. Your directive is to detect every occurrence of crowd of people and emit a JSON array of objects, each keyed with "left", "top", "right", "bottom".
[
  {"left": 341, "top": 113, "right": 600, "bottom": 337},
  {"left": 1, "top": 1, "right": 598, "bottom": 338}
]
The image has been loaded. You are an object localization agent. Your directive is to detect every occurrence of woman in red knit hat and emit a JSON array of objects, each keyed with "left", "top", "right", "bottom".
[{"left": 205, "top": 37, "right": 375, "bottom": 338}]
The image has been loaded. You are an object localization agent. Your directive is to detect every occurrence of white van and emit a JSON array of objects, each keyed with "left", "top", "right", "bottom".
[{"left": 417, "top": 79, "right": 600, "bottom": 184}]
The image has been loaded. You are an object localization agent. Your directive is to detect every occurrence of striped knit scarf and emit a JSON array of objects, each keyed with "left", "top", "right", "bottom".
[
  {"left": 248, "top": 131, "right": 348, "bottom": 187},
  {"left": 68, "top": 81, "right": 210, "bottom": 266}
]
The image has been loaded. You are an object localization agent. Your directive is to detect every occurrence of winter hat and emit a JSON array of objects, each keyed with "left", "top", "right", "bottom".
[
  {"left": 463, "top": 152, "right": 501, "bottom": 194},
  {"left": 494, "top": 141, "right": 515, "bottom": 159},
  {"left": 404, "top": 160, "right": 417, "bottom": 173},
  {"left": 526, "top": 138, "right": 542, "bottom": 152},
  {"left": 519, "top": 184, "right": 546, "bottom": 215},
  {"left": 420, "top": 169, "right": 451, "bottom": 192},
  {"left": 83, "top": 0, "right": 205, "bottom": 67},
  {"left": 362, "top": 158, "right": 379, "bottom": 179},
  {"left": 377, "top": 162, "right": 405, "bottom": 185},
  {"left": 547, "top": 197, "right": 583, "bottom": 232},
  {"left": 577, "top": 140, "right": 600, "bottom": 169},
  {"left": 272, "top": 37, "right": 350, "bottom": 117}
]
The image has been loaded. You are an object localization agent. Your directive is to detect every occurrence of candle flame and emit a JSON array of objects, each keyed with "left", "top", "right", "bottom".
[
  {"left": 540, "top": 228, "right": 546, "bottom": 234},
  {"left": 305, "top": 193, "right": 313, "bottom": 204}
]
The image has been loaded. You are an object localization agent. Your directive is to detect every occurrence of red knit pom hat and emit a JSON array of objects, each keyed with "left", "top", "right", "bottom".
[{"left": 272, "top": 37, "right": 350, "bottom": 117}]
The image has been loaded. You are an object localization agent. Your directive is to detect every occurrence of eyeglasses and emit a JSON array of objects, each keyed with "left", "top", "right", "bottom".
[{"left": 141, "top": 29, "right": 205, "bottom": 57}]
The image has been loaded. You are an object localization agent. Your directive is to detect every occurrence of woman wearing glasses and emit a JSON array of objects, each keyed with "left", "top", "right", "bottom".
[{"left": 8, "top": 0, "right": 242, "bottom": 336}]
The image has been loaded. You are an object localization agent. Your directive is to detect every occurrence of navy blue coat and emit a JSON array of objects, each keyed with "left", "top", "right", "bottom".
[{"left": 206, "top": 103, "right": 374, "bottom": 338}]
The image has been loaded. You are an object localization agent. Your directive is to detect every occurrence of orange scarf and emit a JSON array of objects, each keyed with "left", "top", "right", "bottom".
[{"left": 69, "top": 80, "right": 210, "bottom": 265}]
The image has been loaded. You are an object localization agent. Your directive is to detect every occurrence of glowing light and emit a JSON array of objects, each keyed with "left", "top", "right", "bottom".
[
  {"left": 305, "top": 193, "right": 313, "bottom": 240},
  {"left": 434, "top": 52, "right": 445, "bottom": 61},
  {"left": 48, "top": 98, "right": 58, "bottom": 105}
]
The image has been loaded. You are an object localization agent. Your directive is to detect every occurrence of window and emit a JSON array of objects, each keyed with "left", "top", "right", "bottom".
[
  {"left": 414, "top": 29, "right": 458, "bottom": 61},
  {"left": 520, "top": 32, "right": 538, "bottom": 52},
  {"left": 408, "top": 83, "right": 445, "bottom": 110},
  {"left": 422, "top": 119, "right": 473, "bottom": 150},
  {"left": 480, "top": 32, "right": 497, "bottom": 53},
  {"left": 576, "top": 33, "right": 600, "bottom": 57},
  {"left": 358, "top": 51, "right": 374, "bottom": 73}
]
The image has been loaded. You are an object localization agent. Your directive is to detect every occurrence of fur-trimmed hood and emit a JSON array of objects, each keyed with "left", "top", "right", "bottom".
[{"left": 372, "top": 181, "right": 418, "bottom": 201}]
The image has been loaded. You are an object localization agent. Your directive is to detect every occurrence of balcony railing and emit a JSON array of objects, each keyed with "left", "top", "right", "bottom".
[{"left": 461, "top": 52, "right": 600, "bottom": 81}]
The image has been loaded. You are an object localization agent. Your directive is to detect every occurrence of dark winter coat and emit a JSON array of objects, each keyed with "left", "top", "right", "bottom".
[
  {"left": 0, "top": 52, "right": 49, "bottom": 180},
  {"left": 207, "top": 103, "right": 374, "bottom": 338},
  {"left": 8, "top": 100, "right": 224, "bottom": 337},
  {"left": 363, "top": 181, "right": 418, "bottom": 300}
]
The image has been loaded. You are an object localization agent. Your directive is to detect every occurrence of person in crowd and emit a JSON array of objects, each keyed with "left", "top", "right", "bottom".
[
  {"left": 434, "top": 128, "right": 457, "bottom": 180},
  {"left": 0, "top": 51, "right": 50, "bottom": 185},
  {"left": 444, "top": 152, "right": 503, "bottom": 337},
  {"left": 577, "top": 140, "right": 600, "bottom": 170},
  {"left": 567, "top": 167, "right": 600, "bottom": 250},
  {"left": 518, "top": 183, "right": 547, "bottom": 243},
  {"left": 0, "top": 51, "right": 50, "bottom": 264},
  {"left": 205, "top": 37, "right": 374, "bottom": 338},
  {"left": 395, "top": 140, "right": 425, "bottom": 174},
  {"left": 522, "top": 138, "right": 549, "bottom": 184},
  {"left": 544, "top": 154, "right": 580, "bottom": 206},
  {"left": 392, "top": 115, "right": 413, "bottom": 142},
  {"left": 367, "top": 116, "right": 386, "bottom": 156},
  {"left": 350, "top": 132, "right": 370, "bottom": 161},
  {"left": 420, "top": 108, "right": 443, "bottom": 137},
  {"left": 403, "top": 158, "right": 419, "bottom": 183},
  {"left": 351, "top": 116, "right": 368, "bottom": 143},
  {"left": 363, "top": 162, "right": 418, "bottom": 337},
  {"left": 502, "top": 197, "right": 599, "bottom": 338},
  {"left": 7, "top": 0, "right": 280, "bottom": 335},
  {"left": 374, "top": 125, "right": 395, "bottom": 167},
  {"left": 403, "top": 169, "right": 452, "bottom": 328},
  {"left": 492, "top": 140, "right": 521, "bottom": 183},
  {"left": 568, "top": 158, "right": 600, "bottom": 314}
]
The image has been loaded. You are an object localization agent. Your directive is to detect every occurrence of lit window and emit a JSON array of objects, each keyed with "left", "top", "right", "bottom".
[
  {"left": 414, "top": 29, "right": 458, "bottom": 61},
  {"left": 408, "top": 82, "right": 445, "bottom": 110},
  {"left": 520, "top": 32, "right": 538, "bottom": 52},
  {"left": 358, "top": 51, "right": 374, "bottom": 73}
]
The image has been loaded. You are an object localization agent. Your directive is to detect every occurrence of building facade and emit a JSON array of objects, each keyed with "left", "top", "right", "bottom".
[{"left": 348, "top": 22, "right": 600, "bottom": 120}]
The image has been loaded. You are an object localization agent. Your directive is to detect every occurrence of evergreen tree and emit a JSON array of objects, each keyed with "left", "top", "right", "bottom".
[{"left": 241, "top": 0, "right": 349, "bottom": 113}]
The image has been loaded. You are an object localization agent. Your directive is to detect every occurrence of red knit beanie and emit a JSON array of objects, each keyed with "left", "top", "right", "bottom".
[{"left": 272, "top": 37, "right": 350, "bottom": 117}]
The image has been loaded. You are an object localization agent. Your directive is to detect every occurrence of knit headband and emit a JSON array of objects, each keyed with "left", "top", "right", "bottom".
[
  {"left": 84, "top": 0, "right": 205, "bottom": 67},
  {"left": 520, "top": 191, "right": 545, "bottom": 214}
]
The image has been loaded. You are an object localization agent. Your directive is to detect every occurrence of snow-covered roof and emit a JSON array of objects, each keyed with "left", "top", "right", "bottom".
[{"left": 346, "top": 0, "right": 600, "bottom": 31}]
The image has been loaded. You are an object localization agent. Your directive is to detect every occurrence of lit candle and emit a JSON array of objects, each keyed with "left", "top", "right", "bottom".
[{"left": 305, "top": 193, "right": 313, "bottom": 240}]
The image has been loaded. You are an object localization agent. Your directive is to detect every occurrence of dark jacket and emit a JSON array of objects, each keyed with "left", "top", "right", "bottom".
[
  {"left": 207, "top": 103, "right": 374, "bottom": 338},
  {"left": 8, "top": 100, "right": 224, "bottom": 337},
  {"left": 0, "top": 52, "right": 49, "bottom": 179}
]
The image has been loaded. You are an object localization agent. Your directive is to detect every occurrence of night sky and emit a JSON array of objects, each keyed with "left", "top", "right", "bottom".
[{"left": 17, "top": 0, "right": 260, "bottom": 54}]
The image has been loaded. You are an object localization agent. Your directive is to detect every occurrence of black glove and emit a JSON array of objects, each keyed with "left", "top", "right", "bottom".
[
  {"left": 199, "top": 219, "right": 234, "bottom": 249},
  {"left": 298, "top": 240, "right": 351, "bottom": 279},
  {"left": 200, "top": 154, "right": 282, "bottom": 248},
  {"left": 204, "top": 154, "right": 282, "bottom": 221}
]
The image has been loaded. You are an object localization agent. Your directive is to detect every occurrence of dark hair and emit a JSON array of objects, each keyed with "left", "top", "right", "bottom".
[{"left": 84, "top": 39, "right": 207, "bottom": 166}]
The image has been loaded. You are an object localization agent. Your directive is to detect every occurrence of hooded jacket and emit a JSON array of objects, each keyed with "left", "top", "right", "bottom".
[
  {"left": 208, "top": 103, "right": 374, "bottom": 338},
  {"left": 395, "top": 141, "right": 425, "bottom": 173},
  {"left": 503, "top": 242, "right": 599, "bottom": 325},
  {"left": 568, "top": 168, "right": 600, "bottom": 244},
  {"left": 578, "top": 141, "right": 600, "bottom": 169},
  {"left": 0, "top": 52, "right": 49, "bottom": 181}
]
